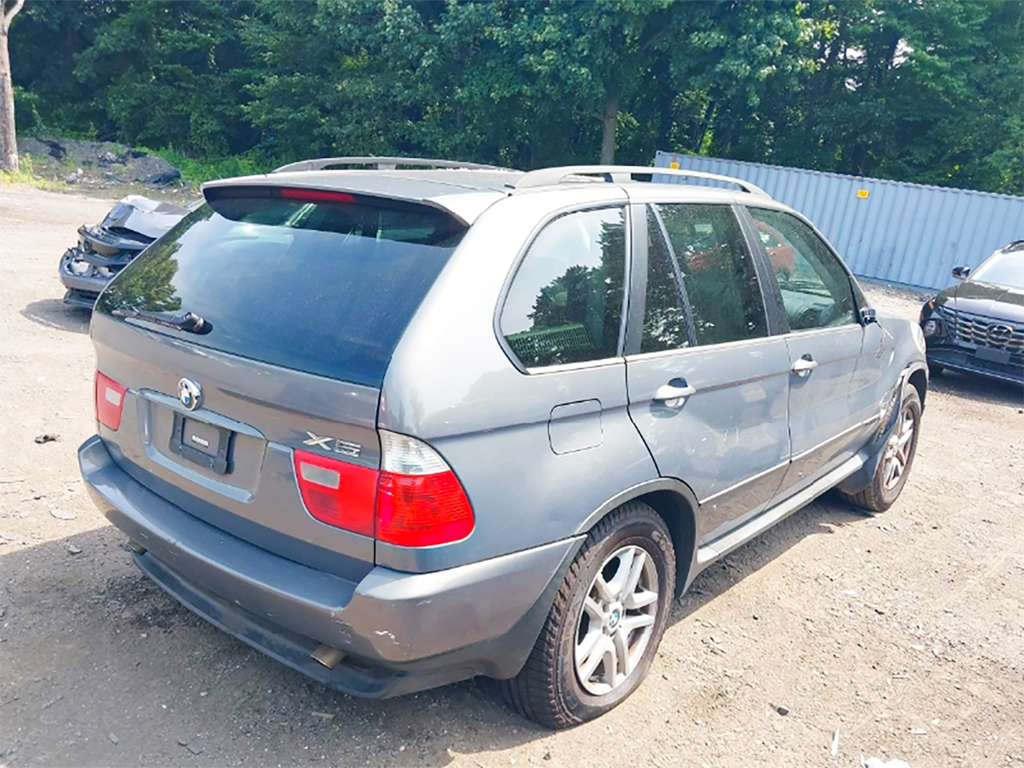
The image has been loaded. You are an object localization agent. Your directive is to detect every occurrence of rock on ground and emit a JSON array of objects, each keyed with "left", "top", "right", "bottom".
[{"left": 17, "top": 136, "right": 182, "bottom": 190}]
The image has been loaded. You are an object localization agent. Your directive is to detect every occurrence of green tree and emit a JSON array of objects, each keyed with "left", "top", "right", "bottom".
[
  {"left": 6, "top": 0, "right": 1022, "bottom": 193},
  {"left": 8, "top": 0, "right": 119, "bottom": 138},
  {"left": 73, "top": 0, "right": 255, "bottom": 155}
]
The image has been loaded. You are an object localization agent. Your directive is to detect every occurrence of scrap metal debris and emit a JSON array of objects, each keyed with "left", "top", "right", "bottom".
[{"left": 59, "top": 195, "right": 191, "bottom": 309}]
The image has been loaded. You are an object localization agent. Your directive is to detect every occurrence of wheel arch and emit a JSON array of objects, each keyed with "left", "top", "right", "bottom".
[
  {"left": 575, "top": 478, "right": 699, "bottom": 597},
  {"left": 907, "top": 364, "right": 928, "bottom": 409}
]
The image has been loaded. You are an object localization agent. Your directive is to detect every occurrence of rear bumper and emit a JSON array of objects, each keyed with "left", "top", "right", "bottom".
[
  {"left": 80, "top": 435, "right": 580, "bottom": 697},
  {"left": 926, "top": 344, "right": 1024, "bottom": 386}
]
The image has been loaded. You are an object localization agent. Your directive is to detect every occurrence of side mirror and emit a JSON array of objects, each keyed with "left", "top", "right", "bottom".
[
  {"left": 860, "top": 307, "right": 878, "bottom": 325},
  {"left": 951, "top": 265, "right": 971, "bottom": 280}
]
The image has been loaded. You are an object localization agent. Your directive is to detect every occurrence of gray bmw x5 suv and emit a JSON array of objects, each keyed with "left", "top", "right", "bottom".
[{"left": 80, "top": 158, "right": 928, "bottom": 728}]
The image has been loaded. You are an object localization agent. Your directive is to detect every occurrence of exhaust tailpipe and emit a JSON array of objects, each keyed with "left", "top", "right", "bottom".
[{"left": 311, "top": 644, "right": 345, "bottom": 670}]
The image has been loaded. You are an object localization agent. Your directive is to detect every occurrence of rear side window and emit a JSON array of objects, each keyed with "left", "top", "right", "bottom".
[
  {"left": 500, "top": 207, "right": 626, "bottom": 368},
  {"left": 95, "top": 194, "right": 466, "bottom": 387},
  {"left": 653, "top": 203, "right": 767, "bottom": 346}
]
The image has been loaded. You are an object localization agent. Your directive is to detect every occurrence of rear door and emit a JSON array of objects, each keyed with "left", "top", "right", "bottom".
[
  {"left": 91, "top": 188, "right": 467, "bottom": 580},
  {"left": 744, "top": 206, "right": 875, "bottom": 496},
  {"left": 624, "top": 202, "right": 792, "bottom": 543}
]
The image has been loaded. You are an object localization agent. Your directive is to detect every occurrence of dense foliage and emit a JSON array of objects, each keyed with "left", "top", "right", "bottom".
[{"left": 9, "top": 0, "right": 1023, "bottom": 193}]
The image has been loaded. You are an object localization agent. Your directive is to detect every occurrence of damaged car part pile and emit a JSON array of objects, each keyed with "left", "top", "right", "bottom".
[{"left": 59, "top": 195, "right": 189, "bottom": 309}]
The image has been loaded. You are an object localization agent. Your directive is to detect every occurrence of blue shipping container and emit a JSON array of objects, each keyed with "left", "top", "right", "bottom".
[{"left": 653, "top": 150, "right": 1024, "bottom": 291}]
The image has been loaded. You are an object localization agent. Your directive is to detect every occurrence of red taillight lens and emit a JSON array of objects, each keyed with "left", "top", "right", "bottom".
[
  {"left": 292, "top": 432, "right": 475, "bottom": 547},
  {"left": 95, "top": 371, "right": 127, "bottom": 431},
  {"left": 374, "top": 430, "right": 474, "bottom": 547},
  {"left": 376, "top": 470, "right": 475, "bottom": 547},
  {"left": 293, "top": 449, "right": 377, "bottom": 537}
]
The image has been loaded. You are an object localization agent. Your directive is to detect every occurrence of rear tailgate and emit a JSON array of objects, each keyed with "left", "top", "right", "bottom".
[{"left": 91, "top": 188, "right": 467, "bottom": 579}]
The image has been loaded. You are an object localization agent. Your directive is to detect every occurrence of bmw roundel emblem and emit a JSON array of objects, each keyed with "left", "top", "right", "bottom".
[{"left": 178, "top": 378, "right": 203, "bottom": 411}]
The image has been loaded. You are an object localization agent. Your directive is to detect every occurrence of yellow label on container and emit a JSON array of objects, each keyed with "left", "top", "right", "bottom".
[
  {"left": 857, "top": 189, "right": 870, "bottom": 199},
  {"left": 669, "top": 161, "right": 680, "bottom": 169}
]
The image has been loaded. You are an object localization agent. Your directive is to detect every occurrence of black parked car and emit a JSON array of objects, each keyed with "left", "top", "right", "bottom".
[{"left": 920, "top": 241, "right": 1024, "bottom": 386}]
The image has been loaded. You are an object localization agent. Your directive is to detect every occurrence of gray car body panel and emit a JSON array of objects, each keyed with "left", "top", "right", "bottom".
[
  {"left": 91, "top": 313, "right": 381, "bottom": 581},
  {"left": 82, "top": 167, "right": 927, "bottom": 696},
  {"left": 81, "top": 435, "right": 581, "bottom": 689},
  {"left": 377, "top": 184, "right": 661, "bottom": 573}
]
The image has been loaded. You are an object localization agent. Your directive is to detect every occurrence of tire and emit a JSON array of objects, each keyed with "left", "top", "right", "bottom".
[
  {"left": 928, "top": 362, "right": 944, "bottom": 376},
  {"left": 842, "top": 382, "right": 922, "bottom": 513},
  {"left": 497, "top": 502, "right": 676, "bottom": 729}
]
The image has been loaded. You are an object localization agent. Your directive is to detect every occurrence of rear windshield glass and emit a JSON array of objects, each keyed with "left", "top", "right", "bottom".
[{"left": 95, "top": 195, "right": 466, "bottom": 387}]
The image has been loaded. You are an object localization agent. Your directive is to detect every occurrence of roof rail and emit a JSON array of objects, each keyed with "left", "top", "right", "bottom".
[
  {"left": 272, "top": 156, "right": 515, "bottom": 173},
  {"left": 514, "top": 165, "right": 770, "bottom": 197}
]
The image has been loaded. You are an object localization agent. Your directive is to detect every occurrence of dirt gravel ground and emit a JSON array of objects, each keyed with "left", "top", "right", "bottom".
[{"left": 1, "top": 185, "right": 1023, "bottom": 768}]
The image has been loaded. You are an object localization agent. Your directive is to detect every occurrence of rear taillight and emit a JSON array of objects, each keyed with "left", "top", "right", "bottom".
[
  {"left": 293, "top": 449, "right": 377, "bottom": 537},
  {"left": 292, "top": 431, "right": 474, "bottom": 547},
  {"left": 95, "top": 371, "right": 127, "bottom": 431},
  {"left": 376, "top": 431, "right": 475, "bottom": 547}
]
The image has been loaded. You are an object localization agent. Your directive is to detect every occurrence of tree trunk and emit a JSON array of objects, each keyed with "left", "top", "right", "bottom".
[
  {"left": 692, "top": 99, "right": 716, "bottom": 152},
  {"left": 0, "top": 25, "right": 17, "bottom": 173},
  {"left": 600, "top": 91, "right": 618, "bottom": 164}
]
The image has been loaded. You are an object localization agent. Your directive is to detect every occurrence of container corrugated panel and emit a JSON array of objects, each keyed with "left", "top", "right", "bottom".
[{"left": 653, "top": 150, "right": 1024, "bottom": 291}]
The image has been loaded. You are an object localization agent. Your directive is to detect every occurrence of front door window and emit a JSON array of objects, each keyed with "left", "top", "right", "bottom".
[{"left": 748, "top": 208, "right": 858, "bottom": 331}]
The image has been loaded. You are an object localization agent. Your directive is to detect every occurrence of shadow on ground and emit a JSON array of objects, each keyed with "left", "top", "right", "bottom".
[
  {"left": 671, "top": 494, "right": 868, "bottom": 623},
  {"left": 927, "top": 368, "right": 1023, "bottom": 407},
  {"left": 0, "top": 496, "right": 871, "bottom": 766},
  {"left": 21, "top": 298, "right": 91, "bottom": 334}
]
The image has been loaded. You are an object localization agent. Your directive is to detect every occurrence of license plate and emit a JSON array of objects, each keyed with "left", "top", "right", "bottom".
[
  {"left": 975, "top": 346, "right": 1011, "bottom": 365},
  {"left": 170, "top": 413, "right": 232, "bottom": 474}
]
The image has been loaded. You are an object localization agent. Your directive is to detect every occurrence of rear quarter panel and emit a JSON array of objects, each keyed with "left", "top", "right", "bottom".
[{"left": 378, "top": 187, "right": 660, "bottom": 572}]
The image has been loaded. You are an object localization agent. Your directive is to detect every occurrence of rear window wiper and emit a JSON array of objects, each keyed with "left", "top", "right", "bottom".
[{"left": 112, "top": 308, "right": 213, "bottom": 335}]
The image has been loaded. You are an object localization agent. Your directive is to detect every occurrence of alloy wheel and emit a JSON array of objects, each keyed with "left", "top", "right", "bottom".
[
  {"left": 574, "top": 545, "right": 659, "bottom": 696},
  {"left": 883, "top": 399, "right": 916, "bottom": 491}
]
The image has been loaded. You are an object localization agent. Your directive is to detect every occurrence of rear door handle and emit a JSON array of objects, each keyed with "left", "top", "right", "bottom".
[
  {"left": 653, "top": 381, "right": 697, "bottom": 408},
  {"left": 791, "top": 355, "right": 819, "bottom": 377}
]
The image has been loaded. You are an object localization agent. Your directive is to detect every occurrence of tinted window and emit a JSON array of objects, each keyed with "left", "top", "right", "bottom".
[
  {"left": 971, "top": 249, "right": 1024, "bottom": 290},
  {"left": 641, "top": 207, "right": 690, "bottom": 353},
  {"left": 501, "top": 208, "right": 626, "bottom": 368},
  {"left": 748, "top": 207, "right": 857, "bottom": 330},
  {"left": 654, "top": 203, "right": 767, "bottom": 346},
  {"left": 95, "top": 197, "right": 465, "bottom": 387}
]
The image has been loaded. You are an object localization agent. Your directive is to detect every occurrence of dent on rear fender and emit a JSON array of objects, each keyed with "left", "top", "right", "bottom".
[{"left": 343, "top": 538, "right": 581, "bottom": 662}]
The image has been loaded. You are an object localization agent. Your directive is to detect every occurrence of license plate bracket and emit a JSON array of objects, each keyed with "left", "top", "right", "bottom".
[
  {"left": 170, "top": 413, "right": 233, "bottom": 474},
  {"left": 975, "top": 346, "right": 1011, "bottom": 365}
]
